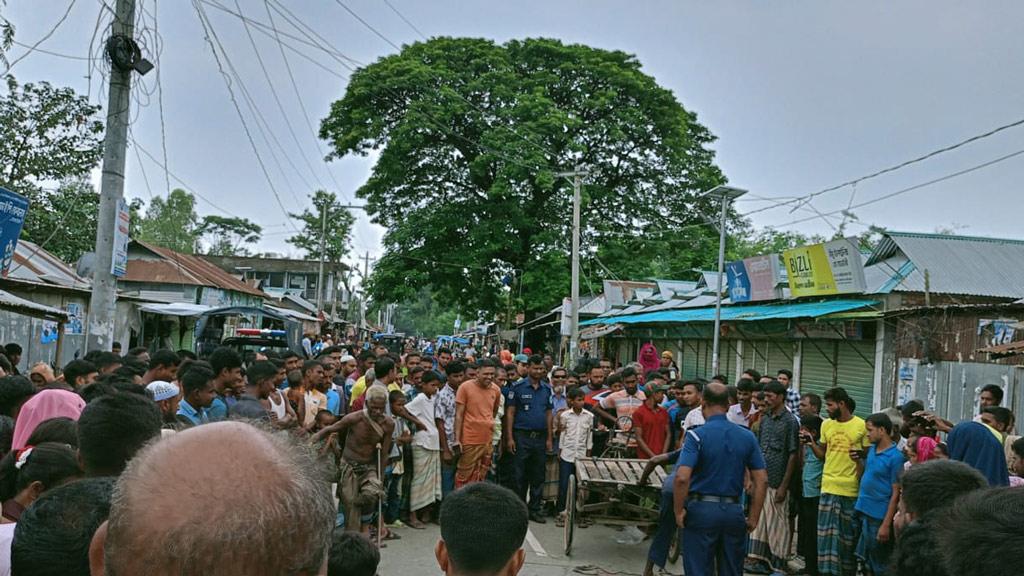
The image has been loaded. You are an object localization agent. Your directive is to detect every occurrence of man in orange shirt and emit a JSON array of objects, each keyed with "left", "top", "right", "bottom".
[{"left": 455, "top": 357, "right": 502, "bottom": 487}]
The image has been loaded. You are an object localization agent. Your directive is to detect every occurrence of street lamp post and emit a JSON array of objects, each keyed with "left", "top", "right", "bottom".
[{"left": 706, "top": 185, "right": 748, "bottom": 376}]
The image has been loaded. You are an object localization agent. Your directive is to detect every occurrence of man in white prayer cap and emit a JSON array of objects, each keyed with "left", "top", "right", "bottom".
[{"left": 145, "top": 380, "right": 181, "bottom": 429}]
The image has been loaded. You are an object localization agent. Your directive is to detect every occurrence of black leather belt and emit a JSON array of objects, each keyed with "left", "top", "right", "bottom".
[
  {"left": 691, "top": 494, "right": 740, "bottom": 504},
  {"left": 515, "top": 429, "right": 546, "bottom": 438}
]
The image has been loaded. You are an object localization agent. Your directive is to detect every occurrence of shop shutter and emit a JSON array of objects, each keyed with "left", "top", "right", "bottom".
[
  {"left": 742, "top": 340, "right": 772, "bottom": 375},
  {"left": 800, "top": 339, "right": 836, "bottom": 401},
  {"left": 694, "top": 340, "right": 711, "bottom": 379},
  {"left": 836, "top": 340, "right": 876, "bottom": 417},
  {"left": 717, "top": 340, "right": 739, "bottom": 382},
  {"left": 766, "top": 340, "right": 797, "bottom": 380}
]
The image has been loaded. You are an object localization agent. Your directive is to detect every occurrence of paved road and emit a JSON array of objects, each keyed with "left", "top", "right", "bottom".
[{"left": 378, "top": 519, "right": 677, "bottom": 576}]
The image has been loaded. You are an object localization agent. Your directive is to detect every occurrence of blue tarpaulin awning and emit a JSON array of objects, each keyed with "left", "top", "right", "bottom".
[{"left": 580, "top": 299, "right": 880, "bottom": 326}]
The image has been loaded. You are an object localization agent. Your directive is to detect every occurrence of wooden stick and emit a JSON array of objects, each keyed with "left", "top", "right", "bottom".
[{"left": 376, "top": 443, "right": 383, "bottom": 548}]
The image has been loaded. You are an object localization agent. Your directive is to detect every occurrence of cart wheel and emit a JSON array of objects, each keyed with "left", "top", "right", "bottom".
[
  {"left": 668, "top": 527, "right": 681, "bottom": 563},
  {"left": 564, "top": 474, "right": 576, "bottom": 556}
]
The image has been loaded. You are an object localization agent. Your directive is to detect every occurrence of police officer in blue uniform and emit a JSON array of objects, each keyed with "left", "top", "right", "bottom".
[
  {"left": 504, "top": 354, "right": 554, "bottom": 523},
  {"left": 673, "top": 382, "right": 768, "bottom": 576}
]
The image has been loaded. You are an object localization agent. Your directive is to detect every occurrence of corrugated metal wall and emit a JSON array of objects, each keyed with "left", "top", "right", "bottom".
[
  {"left": 912, "top": 360, "right": 1022, "bottom": 423},
  {"left": 895, "top": 311, "right": 1024, "bottom": 365}
]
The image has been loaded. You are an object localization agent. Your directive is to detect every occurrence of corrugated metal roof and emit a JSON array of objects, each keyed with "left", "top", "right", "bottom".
[
  {"left": 579, "top": 295, "right": 605, "bottom": 316},
  {"left": 655, "top": 279, "right": 698, "bottom": 297},
  {"left": 124, "top": 241, "right": 265, "bottom": 298},
  {"left": 0, "top": 288, "right": 70, "bottom": 320},
  {"left": 582, "top": 299, "right": 880, "bottom": 326},
  {"left": 601, "top": 280, "right": 658, "bottom": 309},
  {"left": 865, "top": 232, "right": 1024, "bottom": 298},
  {"left": 8, "top": 240, "right": 91, "bottom": 289}
]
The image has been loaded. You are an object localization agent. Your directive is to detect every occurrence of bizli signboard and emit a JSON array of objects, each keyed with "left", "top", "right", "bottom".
[
  {"left": 0, "top": 187, "right": 29, "bottom": 278},
  {"left": 725, "top": 254, "right": 781, "bottom": 302},
  {"left": 783, "top": 238, "right": 867, "bottom": 298}
]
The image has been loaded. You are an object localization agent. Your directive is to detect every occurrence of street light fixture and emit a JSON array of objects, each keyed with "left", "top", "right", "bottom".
[{"left": 704, "top": 185, "right": 748, "bottom": 375}]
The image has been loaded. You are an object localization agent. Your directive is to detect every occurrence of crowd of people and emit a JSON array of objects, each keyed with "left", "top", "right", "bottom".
[
  {"left": 0, "top": 338, "right": 540, "bottom": 576},
  {"left": 0, "top": 335, "right": 1020, "bottom": 576}
]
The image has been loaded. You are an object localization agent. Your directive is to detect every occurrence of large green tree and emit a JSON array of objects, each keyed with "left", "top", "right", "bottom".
[
  {"left": 321, "top": 37, "right": 726, "bottom": 316},
  {"left": 20, "top": 177, "right": 99, "bottom": 263},
  {"left": 0, "top": 79, "right": 103, "bottom": 187},
  {"left": 384, "top": 287, "right": 460, "bottom": 338},
  {"left": 136, "top": 189, "right": 200, "bottom": 253},
  {"left": 199, "top": 215, "right": 262, "bottom": 256},
  {"left": 287, "top": 189, "right": 355, "bottom": 267}
]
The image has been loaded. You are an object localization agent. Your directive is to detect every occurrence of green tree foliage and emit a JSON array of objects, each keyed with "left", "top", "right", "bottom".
[
  {"left": 730, "top": 224, "right": 828, "bottom": 260},
  {"left": 385, "top": 288, "right": 459, "bottom": 338},
  {"left": 287, "top": 189, "right": 355, "bottom": 268},
  {"left": 0, "top": 79, "right": 103, "bottom": 187},
  {"left": 0, "top": 78, "right": 103, "bottom": 263},
  {"left": 1, "top": 2, "right": 14, "bottom": 68},
  {"left": 136, "top": 189, "right": 200, "bottom": 253},
  {"left": 199, "top": 215, "right": 262, "bottom": 256},
  {"left": 320, "top": 37, "right": 726, "bottom": 316},
  {"left": 20, "top": 177, "right": 99, "bottom": 263}
]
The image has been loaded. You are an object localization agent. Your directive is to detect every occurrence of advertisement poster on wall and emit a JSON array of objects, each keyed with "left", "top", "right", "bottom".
[
  {"left": 897, "top": 358, "right": 918, "bottom": 407},
  {"left": 783, "top": 237, "right": 867, "bottom": 298},
  {"left": 725, "top": 254, "right": 781, "bottom": 302},
  {"left": 65, "top": 303, "right": 84, "bottom": 335},
  {"left": 111, "top": 198, "right": 131, "bottom": 277}
]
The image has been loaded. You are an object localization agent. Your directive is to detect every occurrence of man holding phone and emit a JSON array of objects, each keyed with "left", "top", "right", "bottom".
[{"left": 808, "top": 387, "right": 868, "bottom": 576}]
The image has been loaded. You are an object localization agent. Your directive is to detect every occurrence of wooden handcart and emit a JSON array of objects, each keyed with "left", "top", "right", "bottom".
[{"left": 563, "top": 457, "right": 670, "bottom": 556}]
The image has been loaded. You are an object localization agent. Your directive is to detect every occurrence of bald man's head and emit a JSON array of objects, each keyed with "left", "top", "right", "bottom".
[
  {"left": 102, "top": 422, "right": 334, "bottom": 576},
  {"left": 702, "top": 382, "right": 731, "bottom": 409}
]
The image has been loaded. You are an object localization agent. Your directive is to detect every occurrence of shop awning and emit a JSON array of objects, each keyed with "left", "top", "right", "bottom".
[
  {"left": 265, "top": 305, "right": 319, "bottom": 323},
  {"left": 138, "top": 302, "right": 213, "bottom": 317},
  {"left": 977, "top": 340, "right": 1024, "bottom": 358},
  {"left": 0, "top": 289, "right": 69, "bottom": 322},
  {"left": 581, "top": 299, "right": 880, "bottom": 326},
  {"left": 580, "top": 323, "right": 623, "bottom": 340}
]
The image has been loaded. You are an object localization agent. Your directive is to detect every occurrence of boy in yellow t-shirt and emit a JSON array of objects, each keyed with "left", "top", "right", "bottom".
[{"left": 807, "top": 387, "right": 869, "bottom": 576}]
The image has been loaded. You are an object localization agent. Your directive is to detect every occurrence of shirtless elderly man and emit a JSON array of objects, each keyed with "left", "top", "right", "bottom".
[
  {"left": 93, "top": 421, "right": 335, "bottom": 575},
  {"left": 312, "top": 384, "right": 394, "bottom": 533}
]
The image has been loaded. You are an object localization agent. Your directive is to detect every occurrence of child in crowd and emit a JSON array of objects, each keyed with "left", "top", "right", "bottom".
[
  {"left": 313, "top": 410, "right": 337, "bottom": 433},
  {"left": 854, "top": 413, "right": 905, "bottom": 575},
  {"left": 798, "top": 414, "right": 824, "bottom": 576},
  {"left": 385, "top": 390, "right": 412, "bottom": 527},
  {"left": 404, "top": 370, "right": 441, "bottom": 528},
  {"left": 327, "top": 530, "right": 379, "bottom": 576},
  {"left": 555, "top": 387, "right": 593, "bottom": 528},
  {"left": 1009, "top": 437, "right": 1024, "bottom": 487}
]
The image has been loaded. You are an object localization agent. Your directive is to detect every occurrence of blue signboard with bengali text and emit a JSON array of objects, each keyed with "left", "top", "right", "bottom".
[{"left": 0, "top": 187, "right": 29, "bottom": 278}]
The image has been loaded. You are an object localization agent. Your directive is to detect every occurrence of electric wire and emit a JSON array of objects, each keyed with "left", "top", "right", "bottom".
[
  {"left": 2, "top": 0, "right": 78, "bottom": 74},
  {"left": 191, "top": 0, "right": 302, "bottom": 232}
]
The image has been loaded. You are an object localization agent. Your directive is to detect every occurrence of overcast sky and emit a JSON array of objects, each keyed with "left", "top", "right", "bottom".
[{"left": 7, "top": 1, "right": 1024, "bottom": 273}]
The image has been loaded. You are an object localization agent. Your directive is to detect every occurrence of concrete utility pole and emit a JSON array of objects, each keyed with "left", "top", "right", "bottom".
[
  {"left": 87, "top": 0, "right": 138, "bottom": 352},
  {"left": 555, "top": 167, "right": 589, "bottom": 367},
  {"left": 360, "top": 250, "right": 370, "bottom": 328},
  {"left": 315, "top": 200, "right": 327, "bottom": 312}
]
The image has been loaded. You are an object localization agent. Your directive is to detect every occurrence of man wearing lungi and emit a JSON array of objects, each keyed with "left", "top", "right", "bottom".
[
  {"left": 454, "top": 358, "right": 502, "bottom": 487},
  {"left": 312, "top": 384, "right": 394, "bottom": 533}
]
